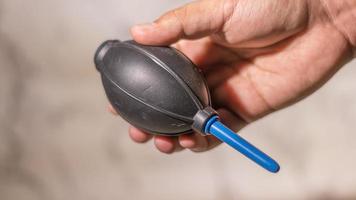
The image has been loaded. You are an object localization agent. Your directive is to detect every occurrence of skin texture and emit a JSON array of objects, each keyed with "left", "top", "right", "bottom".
[{"left": 108, "top": 0, "right": 356, "bottom": 154}]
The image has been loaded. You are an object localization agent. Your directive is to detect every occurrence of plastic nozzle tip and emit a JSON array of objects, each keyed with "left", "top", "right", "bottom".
[
  {"left": 204, "top": 116, "right": 280, "bottom": 173},
  {"left": 267, "top": 161, "right": 280, "bottom": 173}
]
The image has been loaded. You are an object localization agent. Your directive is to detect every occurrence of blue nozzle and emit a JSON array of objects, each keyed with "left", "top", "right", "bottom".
[{"left": 204, "top": 116, "right": 280, "bottom": 173}]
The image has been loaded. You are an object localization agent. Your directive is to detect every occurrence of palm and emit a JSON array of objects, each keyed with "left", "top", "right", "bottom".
[{"left": 176, "top": 24, "right": 350, "bottom": 123}]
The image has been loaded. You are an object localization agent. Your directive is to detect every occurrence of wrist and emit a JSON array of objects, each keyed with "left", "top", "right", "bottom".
[{"left": 321, "top": 0, "right": 356, "bottom": 57}]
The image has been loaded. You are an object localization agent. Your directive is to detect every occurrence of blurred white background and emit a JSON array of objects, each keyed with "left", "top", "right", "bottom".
[{"left": 1, "top": 0, "right": 356, "bottom": 199}]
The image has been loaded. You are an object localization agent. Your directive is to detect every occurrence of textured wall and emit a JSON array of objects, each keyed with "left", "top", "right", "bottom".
[{"left": 1, "top": 0, "right": 356, "bottom": 199}]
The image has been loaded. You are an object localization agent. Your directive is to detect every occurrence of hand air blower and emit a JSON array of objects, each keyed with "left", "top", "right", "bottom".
[{"left": 94, "top": 40, "right": 280, "bottom": 173}]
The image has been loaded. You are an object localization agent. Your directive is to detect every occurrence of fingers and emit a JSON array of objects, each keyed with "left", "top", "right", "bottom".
[
  {"left": 131, "top": 0, "right": 235, "bottom": 45},
  {"left": 129, "top": 126, "right": 183, "bottom": 154},
  {"left": 109, "top": 106, "right": 246, "bottom": 154},
  {"left": 129, "top": 126, "right": 153, "bottom": 143},
  {"left": 179, "top": 133, "right": 220, "bottom": 152},
  {"left": 108, "top": 104, "right": 153, "bottom": 143},
  {"left": 108, "top": 104, "right": 182, "bottom": 153},
  {"left": 108, "top": 104, "right": 118, "bottom": 115},
  {"left": 154, "top": 136, "right": 183, "bottom": 154}
]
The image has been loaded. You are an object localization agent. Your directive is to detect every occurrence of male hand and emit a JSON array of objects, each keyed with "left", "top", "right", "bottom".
[{"left": 109, "top": 0, "right": 356, "bottom": 153}]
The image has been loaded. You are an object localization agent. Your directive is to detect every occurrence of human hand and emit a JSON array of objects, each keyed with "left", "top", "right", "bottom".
[{"left": 109, "top": 0, "right": 356, "bottom": 153}]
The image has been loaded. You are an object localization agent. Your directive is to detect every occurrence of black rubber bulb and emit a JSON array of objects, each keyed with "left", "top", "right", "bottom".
[{"left": 95, "top": 40, "right": 280, "bottom": 173}]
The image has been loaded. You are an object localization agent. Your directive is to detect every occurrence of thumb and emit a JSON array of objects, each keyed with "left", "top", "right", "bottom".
[{"left": 131, "top": 0, "right": 236, "bottom": 45}]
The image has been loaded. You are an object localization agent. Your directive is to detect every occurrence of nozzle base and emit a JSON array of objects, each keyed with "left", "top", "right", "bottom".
[{"left": 192, "top": 107, "right": 217, "bottom": 134}]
